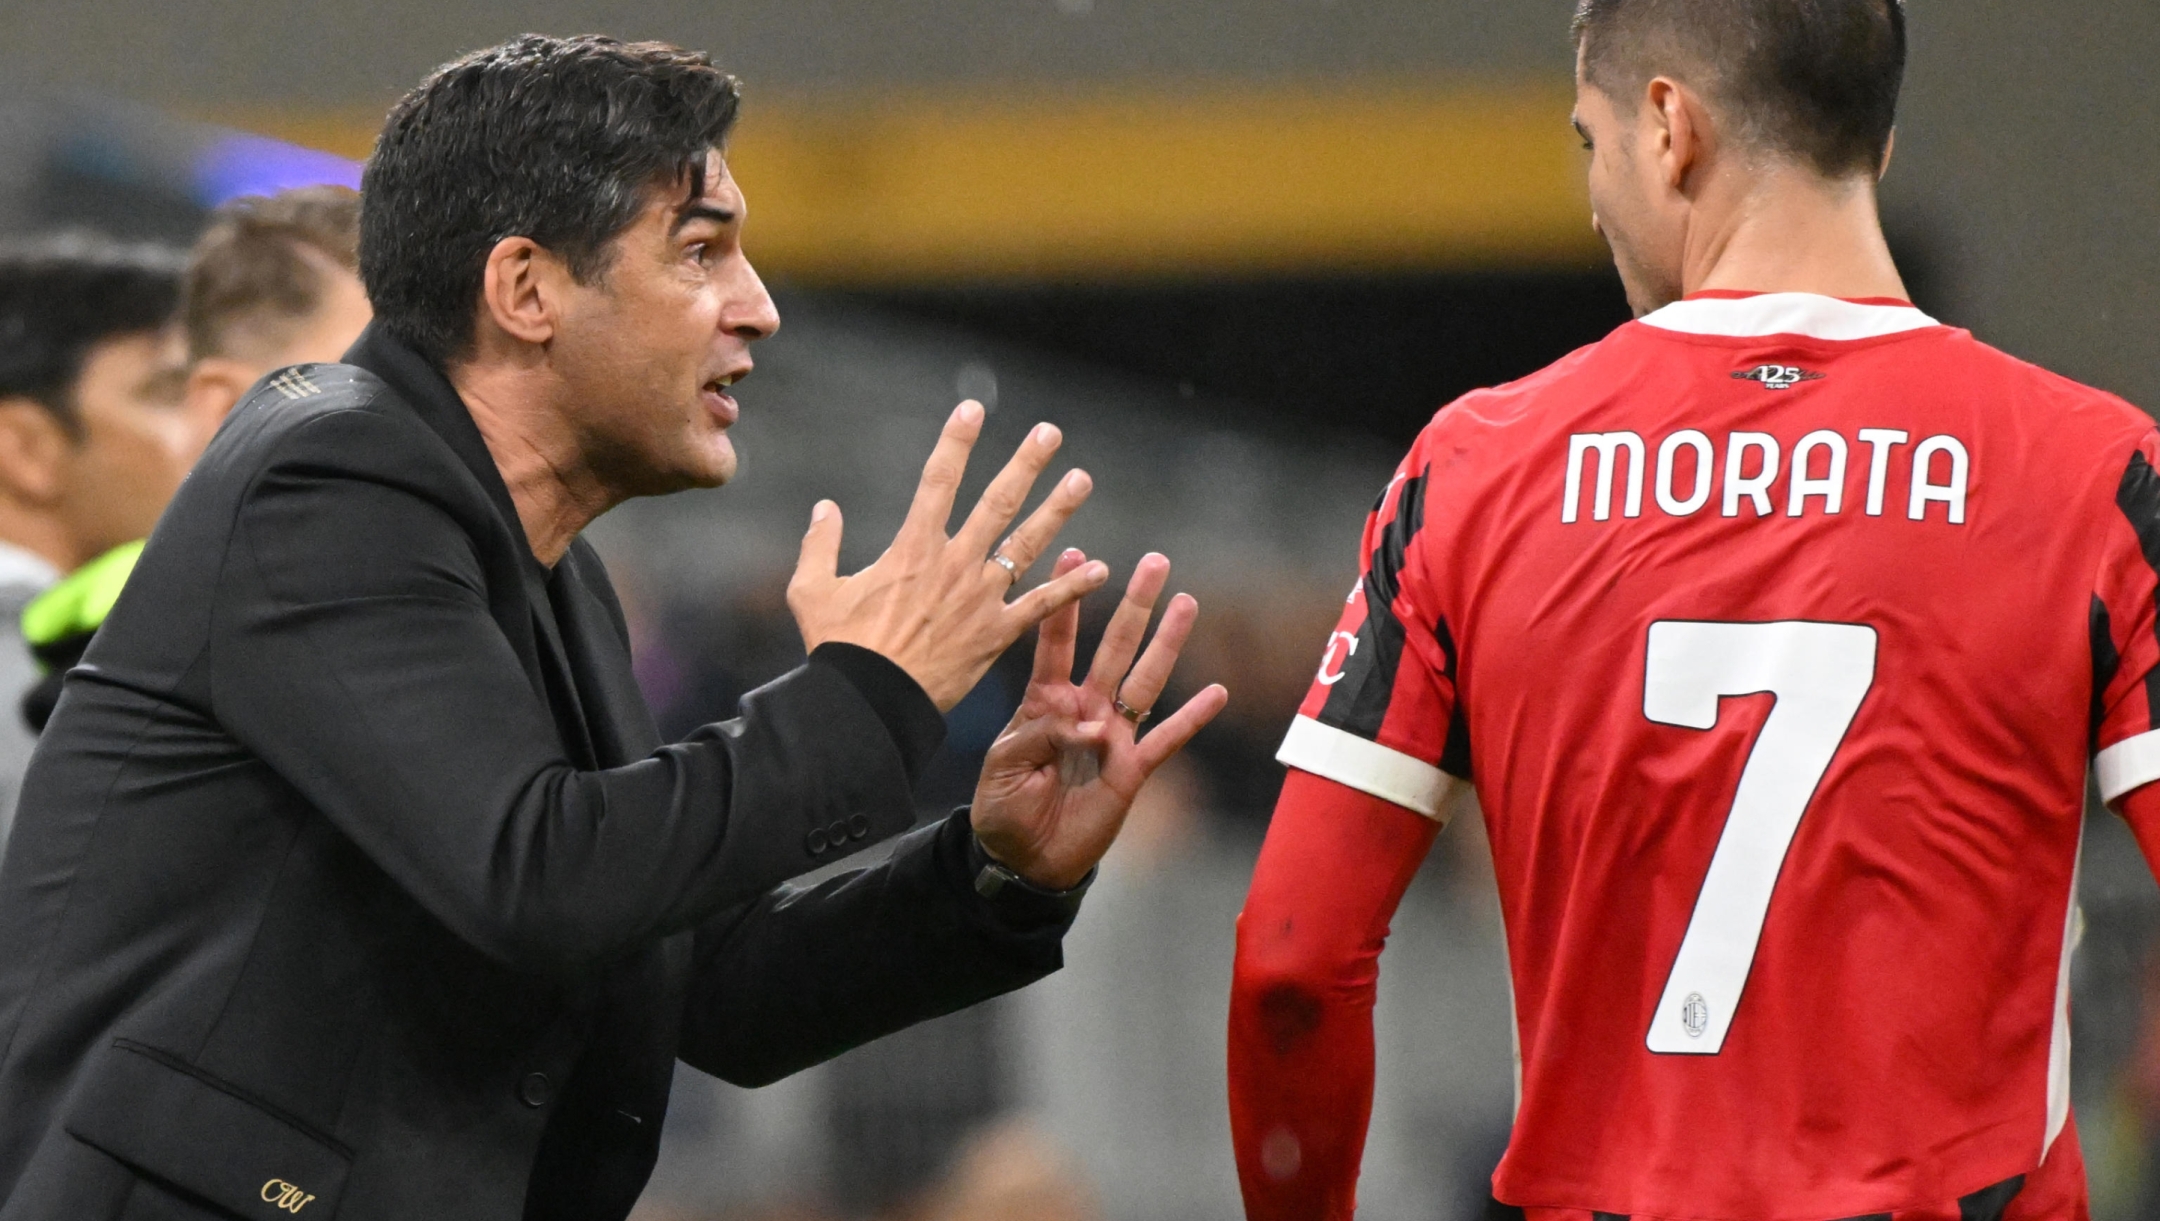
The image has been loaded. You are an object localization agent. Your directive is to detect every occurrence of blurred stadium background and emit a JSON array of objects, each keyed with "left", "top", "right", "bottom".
[{"left": 2, "top": 1, "right": 2158, "bottom": 1217}]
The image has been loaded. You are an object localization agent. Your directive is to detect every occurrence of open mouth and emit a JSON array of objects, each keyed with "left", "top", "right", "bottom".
[{"left": 702, "top": 372, "right": 742, "bottom": 426}]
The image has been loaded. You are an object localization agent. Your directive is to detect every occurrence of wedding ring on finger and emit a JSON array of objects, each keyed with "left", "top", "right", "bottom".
[
  {"left": 1113, "top": 696, "right": 1151, "bottom": 726},
  {"left": 988, "top": 551, "right": 1021, "bottom": 586}
]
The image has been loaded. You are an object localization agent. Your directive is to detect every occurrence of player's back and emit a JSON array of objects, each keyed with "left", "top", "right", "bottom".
[{"left": 1286, "top": 292, "right": 2156, "bottom": 1219}]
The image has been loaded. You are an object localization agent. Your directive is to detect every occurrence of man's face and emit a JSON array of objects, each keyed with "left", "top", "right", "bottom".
[
  {"left": 58, "top": 328, "right": 197, "bottom": 559},
  {"left": 1575, "top": 51, "right": 1687, "bottom": 316},
  {"left": 547, "top": 153, "right": 779, "bottom": 497}
]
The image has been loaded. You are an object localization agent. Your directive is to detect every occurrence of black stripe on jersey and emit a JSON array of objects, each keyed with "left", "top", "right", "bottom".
[
  {"left": 2113, "top": 449, "right": 2160, "bottom": 730},
  {"left": 1316, "top": 471, "right": 1475, "bottom": 780},
  {"left": 1437, "top": 616, "right": 1474, "bottom": 780},
  {"left": 1319, "top": 472, "right": 1428, "bottom": 740},
  {"left": 1957, "top": 1174, "right": 2025, "bottom": 1221},
  {"left": 1473, "top": 1172, "right": 2024, "bottom": 1221},
  {"left": 2093, "top": 594, "right": 2121, "bottom": 752}
]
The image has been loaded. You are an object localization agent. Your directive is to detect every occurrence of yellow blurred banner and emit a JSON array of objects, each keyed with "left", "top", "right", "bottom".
[{"left": 224, "top": 83, "right": 1602, "bottom": 283}]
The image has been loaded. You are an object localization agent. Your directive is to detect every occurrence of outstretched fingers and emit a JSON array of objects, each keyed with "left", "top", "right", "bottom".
[
  {"left": 1082, "top": 554, "right": 1171, "bottom": 700},
  {"left": 987, "top": 468, "right": 1093, "bottom": 580},
  {"left": 1029, "top": 549, "right": 1087, "bottom": 690},
  {"left": 897, "top": 401, "right": 986, "bottom": 548},
  {"left": 953, "top": 423, "right": 1065, "bottom": 563},
  {"left": 1132, "top": 684, "right": 1230, "bottom": 773},
  {"left": 1112, "top": 592, "right": 1198, "bottom": 717},
  {"left": 1005, "top": 557, "right": 1111, "bottom": 635}
]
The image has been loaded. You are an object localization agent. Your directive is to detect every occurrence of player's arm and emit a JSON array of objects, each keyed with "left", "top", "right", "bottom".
[
  {"left": 2094, "top": 432, "right": 2160, "bottom": 883},
  {"left": 2114, "top": 786, "right": 2160, "bottom": 873},
  {"left": 1228, "top": 440, "right": 1466, "bottom": 1219},
  {"left": 1229, "top": 768, "right": 1451, "bottom": 1220}
]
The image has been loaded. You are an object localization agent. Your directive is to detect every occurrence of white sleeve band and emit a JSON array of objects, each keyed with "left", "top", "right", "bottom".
[
  {"left": 1276, "top": 715, "right": 1457, "bottom": 822},
  {"left": 2097, "top": 729, "right": 2160, "bottom": 802}
]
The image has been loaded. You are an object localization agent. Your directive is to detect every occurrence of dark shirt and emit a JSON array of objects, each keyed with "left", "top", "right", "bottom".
[{"left": 0, "top": 324, "right": 1076, "bottom": 1221}]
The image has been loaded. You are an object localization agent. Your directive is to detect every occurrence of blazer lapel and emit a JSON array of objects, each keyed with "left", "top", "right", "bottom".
[
  {"left": 341, "top": 323, "right": 602, "bottom": 768},
  {"left": 552, "top": 544, "right": 664, "bottom": 769}
]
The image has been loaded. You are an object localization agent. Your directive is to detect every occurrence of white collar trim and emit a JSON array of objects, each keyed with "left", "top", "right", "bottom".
[{"left": 1639, "top": 293, "right": 1940, "bottom": 341}]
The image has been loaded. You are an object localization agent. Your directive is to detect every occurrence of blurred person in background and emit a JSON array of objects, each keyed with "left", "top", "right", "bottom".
[
  {"left": 1233, "top": 1, "right": 2148, "bottom": 1219},
  {"left": 0, "top": 34, "right": 1225, "bottom": 1221},
  {"left": 906, "top": 1120, "right": 1101, "bottom": 1221},
  {"left": 18, "top": 186, "right": 368, "bottom": 732},
  {"left": 0, "top": 235, "right": 185, "bottom": 854}
]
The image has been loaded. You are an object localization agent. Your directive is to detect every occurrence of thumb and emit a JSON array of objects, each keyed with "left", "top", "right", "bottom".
[{"left": 795, "top": 499, "right": 843, "bottom": 584}]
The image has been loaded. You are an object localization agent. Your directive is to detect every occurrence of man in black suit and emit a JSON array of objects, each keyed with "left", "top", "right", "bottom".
[{"left": 0, "top": 34, "right": 1227, "bottom": 1221}]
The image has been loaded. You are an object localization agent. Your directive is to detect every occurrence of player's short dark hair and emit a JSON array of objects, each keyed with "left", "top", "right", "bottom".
[
  {"left": 358, "top": 34, "right": 743, "bottom": 367},
  {"left": 186, "top": 185, "right": 361, "bottom": 364},
  {"left": 1572, "top": 0, "right": 1907, "bottom": 179},
  {"left": 0, "top": 232, "right": 183, "bottom": 431}
]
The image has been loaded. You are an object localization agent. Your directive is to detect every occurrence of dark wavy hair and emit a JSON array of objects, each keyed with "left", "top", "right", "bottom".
[
  {"left": 358, "top": 34, "right": 743, "bottom": 365},
  {"left": 0, "top": 232, "right": 183, "bottom": 432},
  {"left": 1573, "top": 0, "right": 1907, "bottom": 179}
]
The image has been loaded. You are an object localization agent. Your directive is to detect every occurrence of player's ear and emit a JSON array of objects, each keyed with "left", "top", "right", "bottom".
[
  {"left": 1647, "top": 76, "right": 1700, "bottom": 193},
  {"left": 1878, "top": 129, "right": 1897, "bottom": 181}
]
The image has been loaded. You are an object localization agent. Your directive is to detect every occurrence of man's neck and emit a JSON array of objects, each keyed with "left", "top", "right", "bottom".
[
  {"left": 448, "top": 361, "right": 612, "bottom": 568},
  {"left": 0, "top": 504, "right": 79, "bottom": 578},
  {"left": 1682, "top": 166, "right": 1909, "bottom": 304}
]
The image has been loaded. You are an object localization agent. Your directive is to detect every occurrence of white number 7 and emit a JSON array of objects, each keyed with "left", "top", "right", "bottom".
[{"left": 1643, "top": 620, "right": 1877, "bottom": 1054}]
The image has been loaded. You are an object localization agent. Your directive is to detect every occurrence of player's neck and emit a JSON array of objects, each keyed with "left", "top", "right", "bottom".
[{"left": 1685, "top": 167, "right": 1909, "bottom": 305}]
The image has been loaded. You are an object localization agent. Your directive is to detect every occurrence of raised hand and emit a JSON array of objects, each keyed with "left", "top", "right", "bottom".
[
  {"left": 971, "top": 549, "right": 1231, "bottom": 890},
  {"left": 788, "top": 401, "right": 1108, "bottom": 710}
]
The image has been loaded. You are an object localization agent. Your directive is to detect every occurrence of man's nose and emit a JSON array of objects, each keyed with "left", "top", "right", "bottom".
[{"left": 724, "top": 257, "right": 781, "bottom": 342}]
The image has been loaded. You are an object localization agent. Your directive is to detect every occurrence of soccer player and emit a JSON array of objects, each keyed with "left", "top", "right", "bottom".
[{"left": 1229, "top": 3, "right": 2135, "bottom": 1219}]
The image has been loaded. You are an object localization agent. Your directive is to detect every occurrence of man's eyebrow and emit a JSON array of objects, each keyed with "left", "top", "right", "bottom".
[{"left": 670, "top": 203, "right": 738, "bottom": 234}]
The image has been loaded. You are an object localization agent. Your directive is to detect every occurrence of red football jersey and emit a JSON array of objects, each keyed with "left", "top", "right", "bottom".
[{"left": 1278, "top": 292, "right": 2160, "bottom": 1220}]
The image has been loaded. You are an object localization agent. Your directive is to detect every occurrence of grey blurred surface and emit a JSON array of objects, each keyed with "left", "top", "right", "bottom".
[
  {"left": 634, "top": 806, "right": 1518, "bottom": 1221},
  {"left": 0, "top": 1, "right": 1570, "bottom": 104},
  {"left": 585, "top": 292, "right": 1396, "bottom": 606}
]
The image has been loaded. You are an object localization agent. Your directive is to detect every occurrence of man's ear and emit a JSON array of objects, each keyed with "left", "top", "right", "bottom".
[
  {"left": 476, "top": 237, "right": 562, "bottom": 349},
  {"left": 1879, "top": 128, "right": 1897, "bottom": 181},
  {"left": 1646, "top": 75, "right": 1709, "bottom": 194},
  {"left": 183, "top": 358, "right": 258, "bottom": 434},
  {"left": 0, "top": 398, "right": 72, "bottom": 506}
]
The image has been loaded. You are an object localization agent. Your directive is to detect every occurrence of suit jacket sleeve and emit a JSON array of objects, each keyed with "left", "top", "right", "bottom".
[
  {"left": 677, "top": 809, "right": 1075, "bottom": 1087},
  {"left": 209, "top": 406, "right": 927, "bottom": 975}
]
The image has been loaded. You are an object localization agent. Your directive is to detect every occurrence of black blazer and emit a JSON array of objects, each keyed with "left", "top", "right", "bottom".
[{"left": 0, "top": 325, "right": 1075, "bottom": 1221}]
